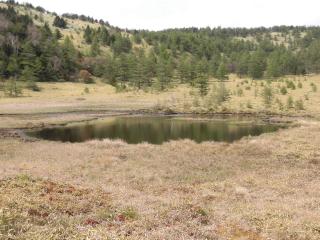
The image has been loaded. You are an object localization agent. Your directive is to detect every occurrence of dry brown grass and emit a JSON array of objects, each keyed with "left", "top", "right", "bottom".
[
  {"left": 1, "top": 75, "right": 320, "bottom": 119},
  {"left": 0, "top": 175, "right": 143, "bottom": 239},
  {"left": 1, "top": 74, "right": 320, "bottom": 239},
  {"left": 1, "top": 119, "right": 320, "bottom": 239}
]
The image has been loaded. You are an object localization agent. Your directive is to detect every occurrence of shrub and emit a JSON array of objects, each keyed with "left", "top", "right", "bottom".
[
  {"left": 297, "top": 82, "right": 303, "bottom": 88},
  {"left": 311, "top": 83, "right": 317, "bottom": 92},
  {"left": 4, "top": 78, "right": 22, "bottom": 97},
  {"left": 294, "top": 99, "right": 304, "bottom": 110},
  {"left": 237, "top": 88, "right": 243, "bottom": 97},
  {"left": 286, "top": 80, "right": 296, "bottom": 90},
  {"left": 286, "top": 96, "right": 294, "bottom": 109},
  {"left": 25, "top": 80, "right": 40, "bottom": 92},
  {"left": 261, "top": 85, "right": 273, "bottom": 107},
  {"left": 275, "top": 98, "right": 284, "bottom": 111},
  {"left": 84, "top": 87, "right": 90, "bottom": 94},
  {"left": 211, "top": 82, "right": 230, "bottom": 106},
  {"left": 280, "top": 86, "right": 287, "bottom": 95}
]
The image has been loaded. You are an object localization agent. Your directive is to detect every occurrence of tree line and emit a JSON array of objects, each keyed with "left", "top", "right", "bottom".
[{"left": 2, "top": 0, "right": 320, "bottom": 97}]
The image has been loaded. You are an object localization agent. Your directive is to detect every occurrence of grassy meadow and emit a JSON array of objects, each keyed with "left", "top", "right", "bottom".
[{"left": 1, "top": 75, "right": 320, "bottom": 239}]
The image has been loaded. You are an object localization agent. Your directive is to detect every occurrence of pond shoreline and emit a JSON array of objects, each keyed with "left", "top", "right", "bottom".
[{"left": 0, "top": 109, "right": 298, "bottom": 143}]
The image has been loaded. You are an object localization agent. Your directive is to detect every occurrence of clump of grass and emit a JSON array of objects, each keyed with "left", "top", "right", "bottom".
[
  {"left": 96, "top": 208, "right": 116, "bottom": 222},
  {"left": 195, "top": 207, "right": 208, "bottom": 217},
  {"left": 246, "top": 101, "right": 253, "bottom": 109},
  {"left": 286, "top": 96, "right": 294, "bottom": 109},
  {"left": 120, "top": 207, "right": 138, "bottom": 221},
  {"left": 254, "top": 87, "right": 259, "bottom": 97},
  {"left": 0, "top": 209, "right": 21, "bottom": 238},
  {"left": 275, "top": 98, "right": 284, "bottom": 111},
  {"left": 83, "top": 87, "right": 90, "bottom": 94},
  {"left": 239, "top": 102, "right": 244, "bottom": 110},
  {"left": 294, "top": 99, "right": 304, "bottom": 110},
  {"left": 237, "top": 88, "right": 243, "bottom": 97},
  {"left": 280, "top": 86, "right": 288, "bottom": 95},
  {"left": 4, "top": 78, "right": 23, "bottom": 97},
  {"left": 286, "top": 80, "right": 296, "bottom": 90},
  {"left": 310, "top": 83, "right": 317, "bottom": 92}
]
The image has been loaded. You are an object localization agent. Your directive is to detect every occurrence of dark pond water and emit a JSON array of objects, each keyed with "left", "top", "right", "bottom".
[{"left": 27, "top": 116, "right": 286, "bottom": 144}]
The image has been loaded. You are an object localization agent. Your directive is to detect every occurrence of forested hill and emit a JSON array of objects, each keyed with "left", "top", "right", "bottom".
[{"left": 1, "top": 0, "right": 320, "bottom": 95}]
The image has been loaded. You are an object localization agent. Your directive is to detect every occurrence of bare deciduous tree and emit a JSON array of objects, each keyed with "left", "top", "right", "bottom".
[
  {"left": 0, "top": 14, "right": 11, "bottom": 32},
  {"left": 27, "top": 24, "right": 41, "bottom": 45},
  {"left": 6, "top": 33, "right": 20, "bottom": 54}
]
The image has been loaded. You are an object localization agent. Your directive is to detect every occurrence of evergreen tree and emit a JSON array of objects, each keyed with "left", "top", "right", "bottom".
[
  {"left": 216, "top": 62, "right": 228, "bottom": 80},
  {"left": 7, "top": 55, "right": 19, "bottom": 78},
  {"left": 236, "top": 53, "right": 250, "bottom": 77},
  {"left": 99, "top": 26, "right": 110, "bottom": 45},
  {"left": 114, "top": 54, "right": 130, "bottom": 87},
  {"left": 156, "top": 57, "right": 174, "bottom": 90},
  {"left": 20, "top": 42, "right": 36, "bottom": 70},
  {"left": 112, "top": 34, "right": 132, "bottom": 55},
  {"left": 54, "top": 29, "right": 63, "bottom": 40},
  {"left": 53, "top": 16, "right": 67, "bottom": 28},
  {"left": 196, "top": 58, "right": 209, "bottom": 96},
  {"left": 90, "top": 37, "right": 101, "bottom": 57},
  {"left": 84, "top": 25, "right": 92, "bottom": 44},
  {"left": 20, "top": 66, "right": 39, "bottom": 91},
  {"left": 248, "top": 51, "right": 266, "bottom": 79},
  {"left": 177, "top": 54, "right": 192, "bottom": 83},
  {"left": 61, "top": 36, "right": 78, "bottom": 79}
]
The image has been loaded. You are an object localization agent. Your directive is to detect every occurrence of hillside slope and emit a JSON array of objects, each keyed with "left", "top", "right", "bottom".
[{"left": 1, "top": 0, "right": 320, "bottom": 98}]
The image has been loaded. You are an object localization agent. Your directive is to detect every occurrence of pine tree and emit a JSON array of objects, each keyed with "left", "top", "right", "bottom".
[
  {"left": 114, "top": 54, "right": 130, "bottom": 88},
  {"left": 111, "top": 34, "right": 132, "bottom": 55},
  {"left": 196, "top": 58, "right": 209, "bottom": 96},
  {"left": 61, "top": 36, "right": 77, "bottom": 79},
  {"left": 84, "top": 25, "right": 92, "bottom": 44},
  {"left": 177, "top": 55, "right": 192, "bottom": 83},
  {"left": 99, "top": 26, "right": 110, "bottom": 45},
  {"left": 7, "top": 55, "right": 19, "bottom": 78},
  {"left": 53, "top": 16, "right": 67, "bottom": 28},
  {"left": 20, "top": 66, "right": 39, "bottom": 91},
  {"left": 54, "top": 29, "right": 63, "bottom": 40},
  {"left": 90, "top": 37, "right": 101, "bottom": 57},
  {"left": 216, "top": 62, "right": 228, "bottom": 80},
  {"left": 156, "top": 57, "right": 174, "bottom": 90},
  {"left": 248, "top": 51, "right": 266, "bottom": 79},
  {"left": 20, "top": 42, "right": 36, "bottom": 69},
  {"left": 236, "top": 53, "right": 250, "bottom": 77}
]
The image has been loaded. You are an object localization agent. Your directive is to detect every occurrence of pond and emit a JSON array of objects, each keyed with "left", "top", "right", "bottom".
[{"left": 27, "top": 115, "right": 287, "bottom": 144}]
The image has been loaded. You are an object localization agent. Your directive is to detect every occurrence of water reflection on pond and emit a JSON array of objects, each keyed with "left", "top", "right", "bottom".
[{"left": 28, "top": 116, "right": 286, "bottom": 144}]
